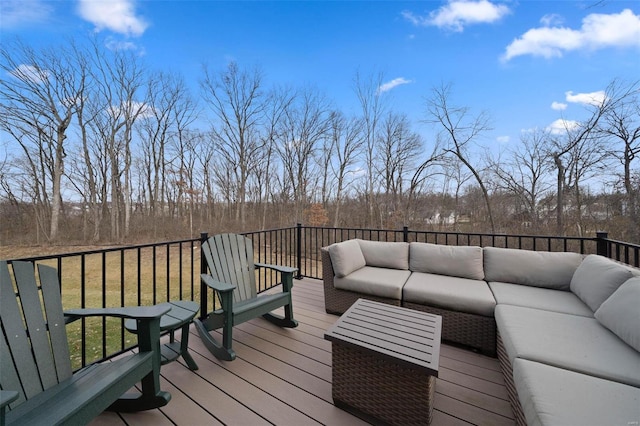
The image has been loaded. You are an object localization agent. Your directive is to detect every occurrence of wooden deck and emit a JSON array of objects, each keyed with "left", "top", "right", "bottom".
[{"left": 92, "top": 278, "right": 515, "bottom": 426}]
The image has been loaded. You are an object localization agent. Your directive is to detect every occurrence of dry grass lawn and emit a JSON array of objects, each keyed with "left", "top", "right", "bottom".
[{"left": 2, "top": 243, "right": 301, "bottom": 369}]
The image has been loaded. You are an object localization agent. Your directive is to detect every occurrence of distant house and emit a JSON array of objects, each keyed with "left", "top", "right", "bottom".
[{"left": 424, "top": 211, "right": 456, "bottom": 226}]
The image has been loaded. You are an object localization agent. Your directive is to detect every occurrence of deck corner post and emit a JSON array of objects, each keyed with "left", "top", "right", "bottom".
[
  {"left": 596, "top": 231, "right": 609, "bottom": 258},
  {"left": 199, "top": 232, "right": 208, "bottom": 319},
  {"left": 296, "top": 223, "right": 303, "bottom": 280}
]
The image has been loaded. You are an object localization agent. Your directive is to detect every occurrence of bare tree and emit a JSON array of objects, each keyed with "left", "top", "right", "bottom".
[
  {"left": 324, "top": 111, "right": 364, "bottom": 226},
  {"left": 200, "top": 61, "right": 267, "bottom": 227},
  {"left": 168, "top": 130, "right": 201, "bottom": 236},
  {"left": 90, "top": 41, "right": 148, "bottom": 240},
  {"left": 491, "top": 128, "right": 554, "bottom": 231},
  {"left": 375, "top": 112, "right": 422, "bottom": 226},
  {"left": 0, "top": 39, "right": 87, "bottom": 241},
  {"left": 197, "top": 131, "right": 218, "bottom": 224},
  {"left": 137, "top": 72, "right": 177, "bottom": 218},
  {"left": 548, "top": 80, "right": 632, "bottom": 235},
  {"left": 425, "top": 83, "right": 496, "bottom": 232},
  {"left": 354, "top": 70, "right": 387, "bottom": 226},
  {"left": 134, "top": 71, "right": 197, "bottom": 234},
  {"left": 441, "top": 158, "right": 472, "bottom": 230},
  {"left": 599, "top": 80, "right": 640, "bottom": 240},
  {"left": 69, "top": 45, "right": 106, "bottom": 242},
  {"left": 566, "top": 133, "right": 611, "bottom": 235},
  {"left": 255, "top": 86, "right": 294, "bottom": 229},
  {"left": 276, "top": 86, "right": 331, "bottom": 222},
  {"left": 406, "top": 141, "right": 444, "bottom": 226}
]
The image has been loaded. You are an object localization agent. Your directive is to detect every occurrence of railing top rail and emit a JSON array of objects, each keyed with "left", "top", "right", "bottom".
[
  {"left": 599, "top": 236, "right": 640, "bottom": 246},
  {"left": 241, "top": 226, "right": 297, "bottom": 235},
  {"left": 4, "top": 237, "right": 201, "bottom": 263},
  {"left": 303, "top": 225, "right": 600, "bottom": 243}
]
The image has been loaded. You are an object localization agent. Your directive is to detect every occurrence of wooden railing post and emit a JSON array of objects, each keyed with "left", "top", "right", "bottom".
[
  {"left": 403, "top": 226, "right": 409, "bottom": 243},
  {"left": 199, "top": 232, "right": 208, "bottom": 320},
  {"left": 596, "top": 231, "right": 609, "bottom": 258}
]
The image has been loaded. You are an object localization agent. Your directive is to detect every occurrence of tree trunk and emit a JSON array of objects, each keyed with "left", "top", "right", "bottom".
[{"left": 554, "top": 154, "right": 565, "bottom": 235}]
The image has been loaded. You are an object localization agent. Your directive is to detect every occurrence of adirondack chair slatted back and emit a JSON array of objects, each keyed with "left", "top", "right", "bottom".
[
  {"left": 202, "top": 234, "right": 257, "bottom": 303},
  {"left": 0, "top": 261, "right": 73, "bottom": 409}
]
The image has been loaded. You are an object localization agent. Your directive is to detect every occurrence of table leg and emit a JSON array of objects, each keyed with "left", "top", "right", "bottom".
[{"left": 180, "top": 323, "right": 198, "bottom": 370}]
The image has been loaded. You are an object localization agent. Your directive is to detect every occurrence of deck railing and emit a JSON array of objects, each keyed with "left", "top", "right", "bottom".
[
  {"left": 294, "top": 226, "right": 639, "bottom": 278},
  {"left": 5, "top": 225, "right": 639, "bottom": 369}
]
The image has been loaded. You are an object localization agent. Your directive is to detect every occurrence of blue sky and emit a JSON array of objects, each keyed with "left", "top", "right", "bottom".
[{"left": 1, "top": 0, "right": 639, "bottom": 147}]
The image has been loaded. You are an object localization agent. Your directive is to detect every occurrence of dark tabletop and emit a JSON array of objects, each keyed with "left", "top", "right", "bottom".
[{"left": 325, "top": 298, "right": 442, "bottom": 376}]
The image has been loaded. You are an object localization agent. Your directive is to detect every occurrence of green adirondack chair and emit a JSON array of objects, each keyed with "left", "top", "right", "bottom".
[
  {"left": 0, "top": 261, "right": 171, "bottom": 426},
  {"left": 195, "top": 233, "right": 298, "bottom": 361}
]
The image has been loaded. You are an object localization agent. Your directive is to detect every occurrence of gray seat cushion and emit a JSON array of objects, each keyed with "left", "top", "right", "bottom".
[
  {"left": 595, "top": 277, "right": 640, "bottom": 352},
  {"left": 570, "top": 254, "right": 634, "bottom": 311},
  {"left": 409, "top": 242, "right": 484, "bottom": 280},
  {"left": 328, "top": 240, "right": 366, "bottom": 278},
  {"left": 489, "top": 281, "right": 593, "bottom": 317},
  {"left": 513, "top": 358, "right": 640, "bottom": 426},
  {"left": 403, "top": 272, "right": 496, "bottom": 316},
  {"left": 484, "top": 247, "right": 583, "bottom": 290},
  {"left": 496, "top": 304, "right": 640, "bottom": 387},
  {"left": 357, "top": 240, "right": 409, "bottom": 270},
  {"left": 334, "top": 266, "right": 410, "bottom": 300}
]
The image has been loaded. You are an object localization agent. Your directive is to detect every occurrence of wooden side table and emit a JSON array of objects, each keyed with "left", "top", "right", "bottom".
[{"left": 125, "top": 300, "right": 199, "bottom": 370}]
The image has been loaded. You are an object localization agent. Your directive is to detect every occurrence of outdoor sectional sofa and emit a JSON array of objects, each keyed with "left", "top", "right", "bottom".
[{"left": 321, "top": 239, "right": 640, "bottom": 426}]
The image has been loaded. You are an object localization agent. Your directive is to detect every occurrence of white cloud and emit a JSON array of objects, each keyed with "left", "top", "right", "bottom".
[
  {"left": 547, "top": 118, "right": 580, "bottom": 135},
  {"left": 565, "top": 90, "right": 607, "bottom": 107},
  {"left": 403, "top": 0, "right": 510, "bottom": 32},
  {"left": 551, "top": 101, "right": 567, "bottom": 111},
  {"left": 503, "top": 9, "right": 640, "bottom": 61},
  {"left": 10, "top": 64, "right": 49, "bottom": 84},
  {"left": 496, "top": 135, "right": 510, "bottom": 143},
  {"left": 402, "top": 11, "right": 424, "bottom": 26},
  {"left": 540, "top": 13, "right": 563, "bottom": 27},
  {"left": 108, "top": 100, "right": 152, "bottom": 119},
  {"left": 378, "top": 77, "right": 413, "bottom": 93},
  {"left": 104, "top": 36, "right": 145, "bottom": 54},
  {"left": 0, "top": 0, "right": 53, "bottom": 28},
  {"left": 77, "top": 0, "right": 148, "bottom": 37},
  {"left": 105, "top": 38, "right": 137, "bottom": 51}
]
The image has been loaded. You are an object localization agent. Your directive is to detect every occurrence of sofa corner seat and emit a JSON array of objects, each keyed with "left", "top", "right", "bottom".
[{"left": 322, "top": 247, "right": 401, "bottom": 314}]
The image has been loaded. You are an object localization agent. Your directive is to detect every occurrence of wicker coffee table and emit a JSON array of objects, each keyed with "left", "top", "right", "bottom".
[{"left": 325, "top": 298, "right": 442, "bottom": 425}]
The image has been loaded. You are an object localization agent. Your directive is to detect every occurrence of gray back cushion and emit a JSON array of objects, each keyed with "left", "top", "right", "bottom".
[
  {"left": 328, "top": 239, "right": 366, "bottom": 278},
  {"left": 410, "top": 242, "right": 484, "bottom": 280},
  {"left": 357, "top": 240, "right": 409, "bottom": 270},
  {"left": 595, "top": 277, "right": 640, "bottom": 352},
  {"left": 484, "top": 247, "right": 583, "bottom": 290},
  {"left": 571, "top": 255, "right": 634, "bottom": 312}
]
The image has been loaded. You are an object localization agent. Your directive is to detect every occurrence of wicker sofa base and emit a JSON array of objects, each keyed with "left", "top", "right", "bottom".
[
  {"left": 496, "top": 334, "right": 526, "bottom": 426},
  {"left": 403, "top": 302, "right": 496, "bottom": 357},
  {"left": 323, "top": 285, "right": 401, "bottom": 315},
  {"left": 332, "top": 343, "right": 436, "bottom": 425}
]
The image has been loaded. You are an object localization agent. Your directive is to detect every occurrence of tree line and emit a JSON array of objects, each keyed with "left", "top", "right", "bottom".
[{"left": 1, "top": 36, "right": 638, "bottom": 245}]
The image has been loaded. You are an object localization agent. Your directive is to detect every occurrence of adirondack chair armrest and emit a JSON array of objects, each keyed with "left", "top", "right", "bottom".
[
  {"left": 255, "top": 263, "right": 297, "bottom": 294},
  {"left": 64, "top": 305, "right": 171, "bottom": 324},
  {"left": 255, "top": 263, "right": 298, "bottom": 275},
  {"left": 1, "top": 390, "right": 18, "bottom": 411},
  {"left": 201, "top": 273, "right": 236, "bottom": 293},
  {"left": 1, "top": 390, "right": 18, "bottom": 426}
]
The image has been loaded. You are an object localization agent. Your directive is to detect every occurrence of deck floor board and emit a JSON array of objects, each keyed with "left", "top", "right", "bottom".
[{"left": 92, "top": 277, "right": 515, "bottom": 425}]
